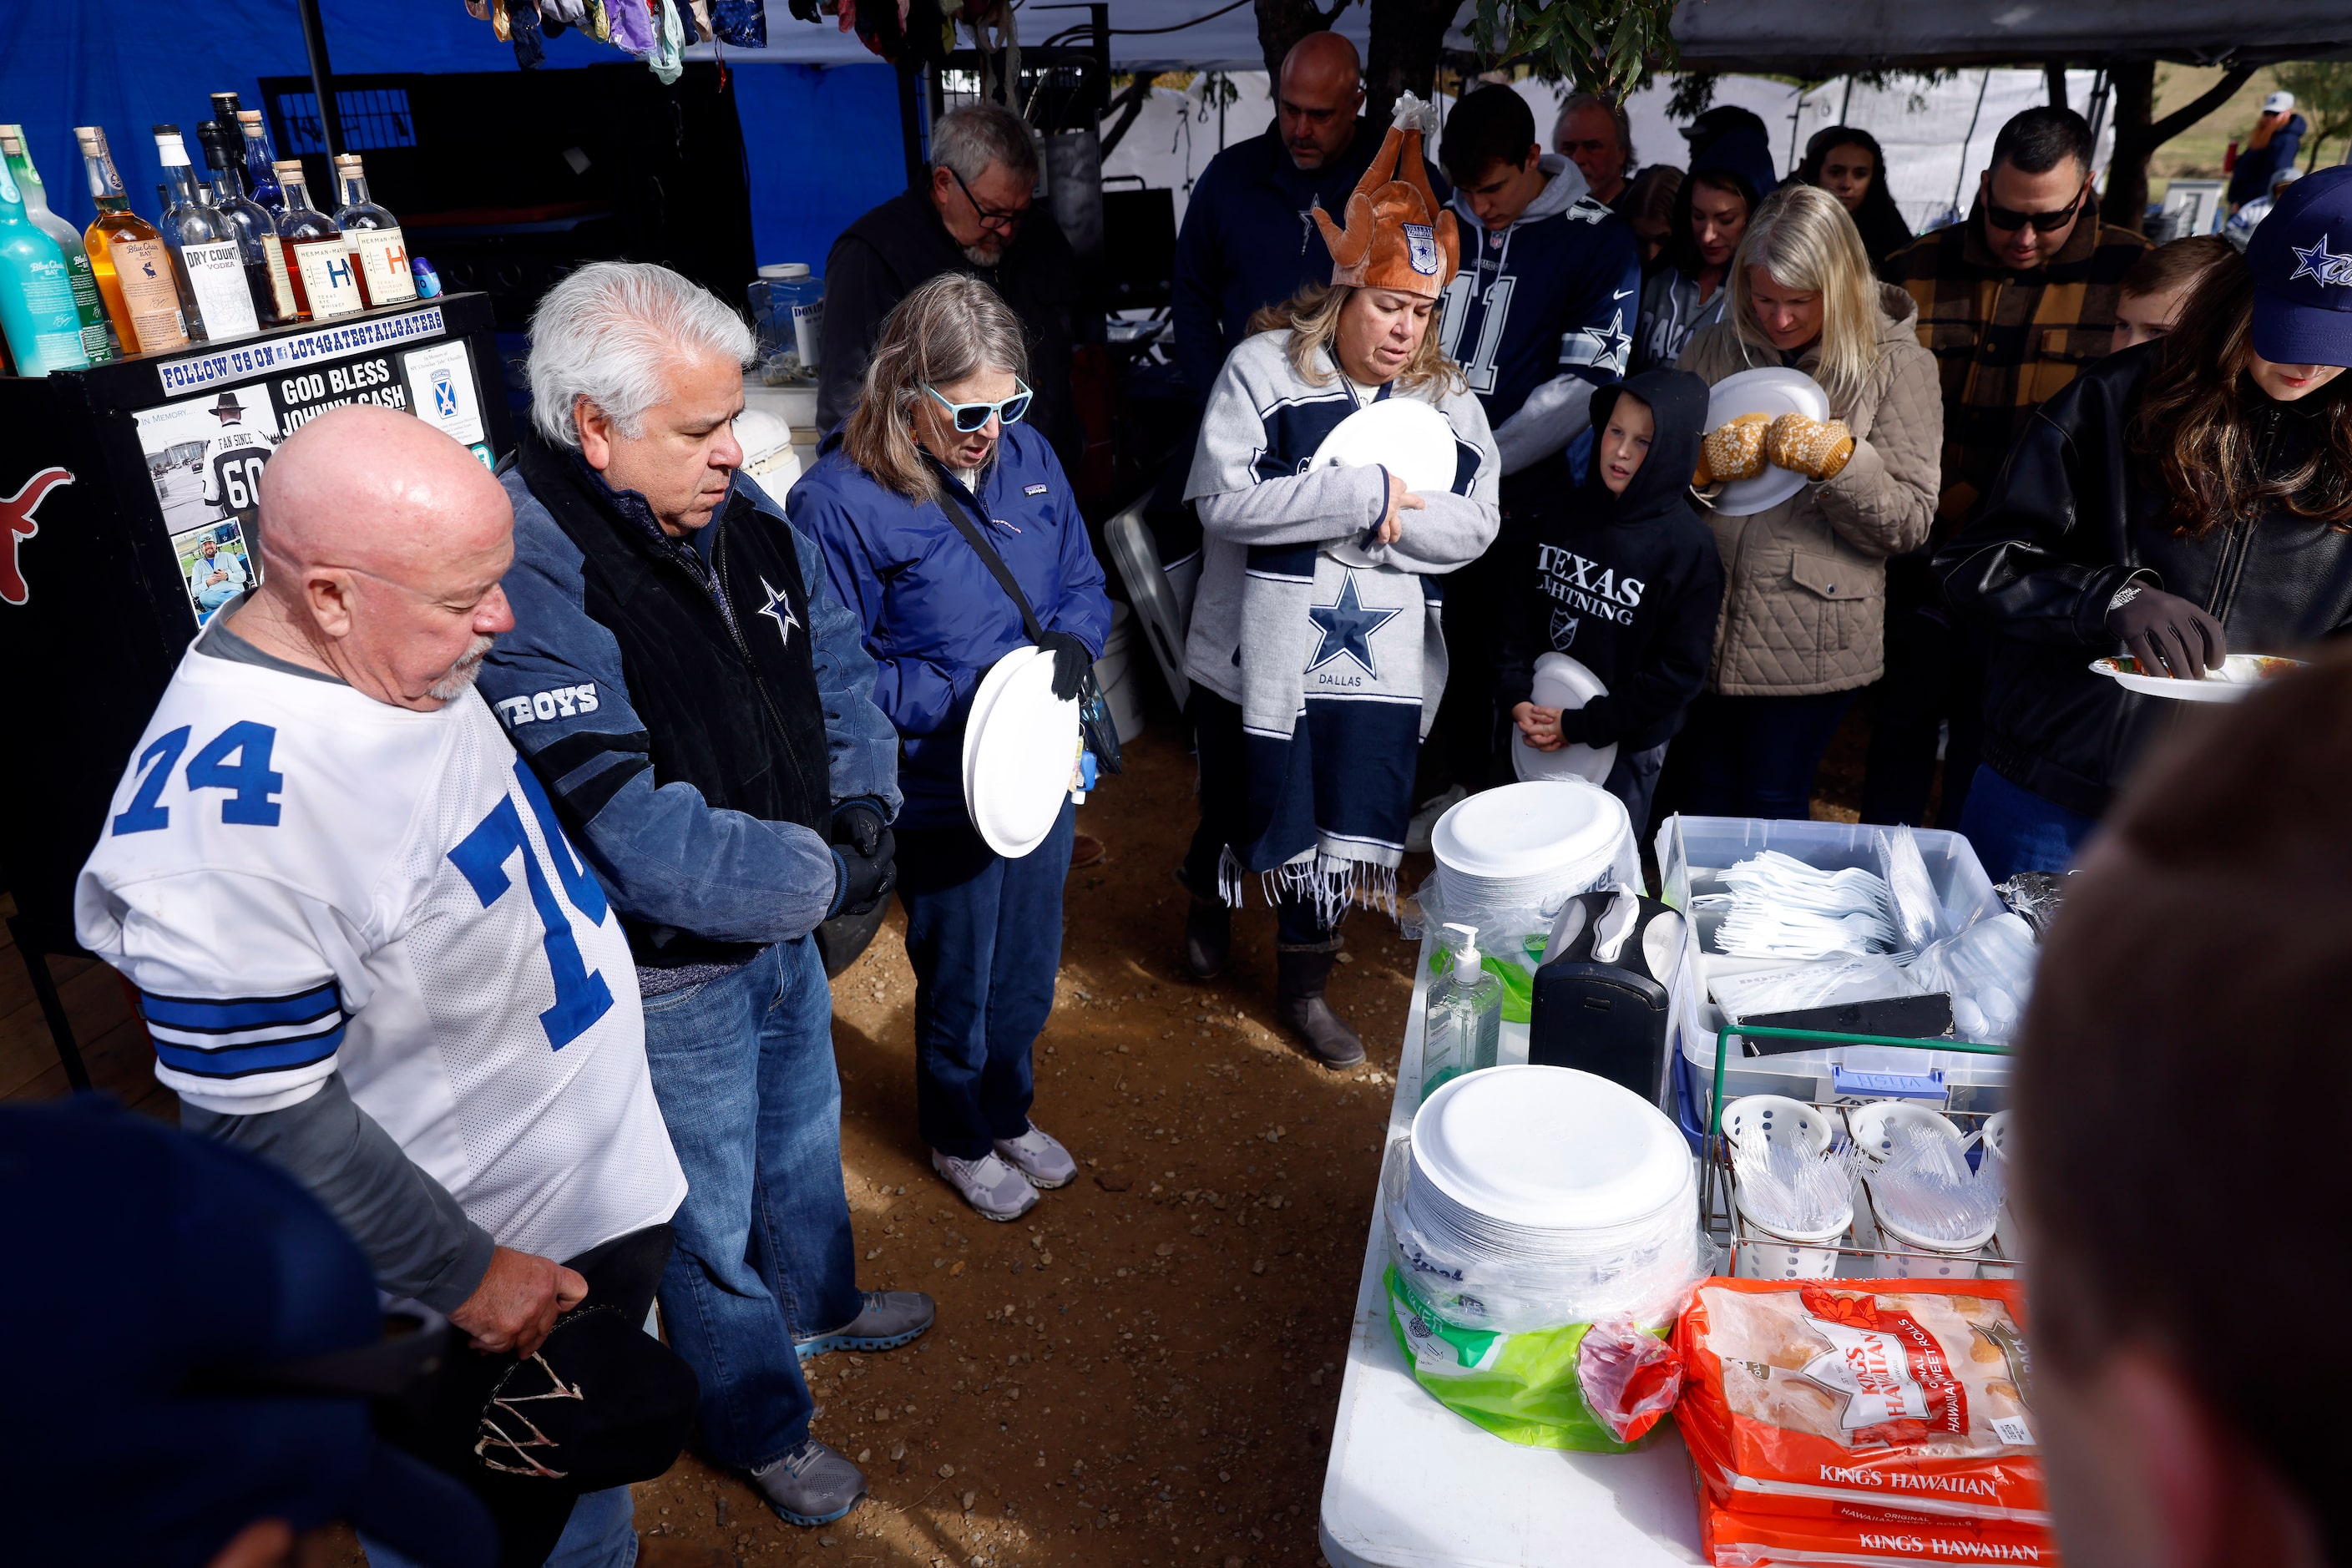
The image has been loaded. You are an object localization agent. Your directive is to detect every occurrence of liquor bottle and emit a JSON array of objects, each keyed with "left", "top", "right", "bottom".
[
  {"left": 154, "top": 124, "right": 258, "bottom": 342},
  {"left": 330, "top": 153, "right": 416, "bottom": 307},
  {"left": 196, "top": 122, "right": 296, "bottom": 328},
  {"left": 236, "top": 109, "right": 283, "bottom": 212},
  {"left": 272, "top": 160, "right": 362, "bottom": 321},
  {"left": 210, "top": 93, "right": 245, "bottom": 164},
  {"left": 0, "top": 154, "right": 91, "bottom": 375},
  {"left": 0, "top": 124, "right": 118, "bottom": 362},
  {"left": 75, "top": 125, "right": 187, "bottom": 354}
]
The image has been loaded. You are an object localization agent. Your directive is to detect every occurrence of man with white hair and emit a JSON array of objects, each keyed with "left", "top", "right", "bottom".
[
  {"left": 817, "top": 100, "right": 1089, "bottom": 469},
  {"left": 478, "top": 260, "right": 922, "bottom": 1528},
  {"left": 76, "top": 404, "right": 688, "bottom": 1564}
]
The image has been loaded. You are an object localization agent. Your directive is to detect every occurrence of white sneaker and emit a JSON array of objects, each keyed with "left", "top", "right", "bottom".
[
  {"left": 931, "top": 1148, "right": 1039, "bottom": 1222},
  {"left": 994, "top": 1124, "right": 1077, "bottom": 1189}
]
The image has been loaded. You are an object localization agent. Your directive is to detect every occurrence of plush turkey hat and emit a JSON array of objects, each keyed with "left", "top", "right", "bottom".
[{"left": 1313, "top": 94, "right": 1461, "bottom": 300}]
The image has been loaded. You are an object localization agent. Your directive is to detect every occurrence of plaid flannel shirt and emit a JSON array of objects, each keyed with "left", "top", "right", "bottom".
[{"left": 1887, "top": 206, "right": 2151, "bottom": 534}]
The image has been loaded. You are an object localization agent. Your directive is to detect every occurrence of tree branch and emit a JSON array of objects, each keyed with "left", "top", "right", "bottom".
[
  {"left": 1096, "top": 75, "right": 1158, "bottom": 159},
  {"left": 2146, "top": 66, "right": 2255, "bottom": 147}
]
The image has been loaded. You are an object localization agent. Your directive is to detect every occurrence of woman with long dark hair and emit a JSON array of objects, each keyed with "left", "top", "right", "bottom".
[
  {"left": 1632, "top": 127, "right": 1777, "bottom": 372},
  {"left": 1935, "top": 169, "right": 2352, "bottom": 881},
  {"left": 1798, "top": 126, "right": 1913, "bottom": 269}
]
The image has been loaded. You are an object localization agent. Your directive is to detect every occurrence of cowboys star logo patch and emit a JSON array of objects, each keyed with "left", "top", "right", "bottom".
[
  {"left": 1403, "top": 223, "right": 1439, "bottom": 276},
  {"left": 2289, "top": 232, "right": 2352, "bottom": 289}
]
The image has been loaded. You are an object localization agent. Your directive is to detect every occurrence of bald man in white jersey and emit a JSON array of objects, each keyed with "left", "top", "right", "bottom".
[{"left": 76, "top": 404, "right": 684, "bottom": 1568}]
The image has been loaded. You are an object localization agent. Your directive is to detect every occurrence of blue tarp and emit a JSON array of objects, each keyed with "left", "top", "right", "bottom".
[{"left": 0, "top": 1, "right": 903, "bottom": 277}]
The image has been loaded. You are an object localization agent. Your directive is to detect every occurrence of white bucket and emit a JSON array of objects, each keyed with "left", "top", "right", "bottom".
[
  {"left": 1092, "top": 602, "right": 1145, "bottom": 743},
  {"left": 1732, "top": 1207, "right": 1847, "bottom": 1279},
  {"left": 1721, "top": 1095, "right": 1834, "bottom": 1158},
  {"left": 1864, "top": 1183, "right": 1995, "bottom": 1279}
]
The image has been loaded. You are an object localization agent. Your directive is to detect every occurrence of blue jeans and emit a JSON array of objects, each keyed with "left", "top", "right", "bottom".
[
  {"left": 1956, "top": 765, "right": 2098, "bottom": 883},
  {"left": 362, "top": 1484, "right": 635, "bottom": 1568},
  {"left": 1675, "top": 690, "right": 1857, "bottom": 821},
  {"left": 640, "top": 936, "right": 861, "bottom": 1470},
  {"left": 897, "top": 800, "right": 1075, "bottom": 1159},
  {"left": 1601, "top": 741, "right": 1672, "bottom": 842}
]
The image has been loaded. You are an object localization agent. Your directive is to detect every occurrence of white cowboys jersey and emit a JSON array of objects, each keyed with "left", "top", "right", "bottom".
[{"left": 75, "top": 644, "right": 685, "bottom": 1264}]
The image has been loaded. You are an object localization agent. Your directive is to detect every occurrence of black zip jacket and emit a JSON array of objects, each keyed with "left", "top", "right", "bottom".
[
  {"left": 1935, "top": 342, "right": 2352, "bottom": 817},
  {"left": 1496, "top": 368, "right": 1726, "bottom": 752}
]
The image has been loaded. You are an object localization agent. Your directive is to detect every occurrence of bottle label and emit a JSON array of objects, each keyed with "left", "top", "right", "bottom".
[
  {"left": 109, "top": 234, "right": 189, "bottom": 351},
  {"left": 182, "top": 238, "right": 260, "bottom": 340},
  {"left": 293, "top": 239, "right": 364, "bottom": 318},
  {"left": 17, "top": 251, "right": 89, "bottom": 372},
  {"left": 351, "top": 226, "right": 417, "bottom": 304},
  {"left": 58, "top": 244, "right": 116, "bottom": 361},
  {"left": 261, "top": 240, "right": 299, "bottom": 320}
]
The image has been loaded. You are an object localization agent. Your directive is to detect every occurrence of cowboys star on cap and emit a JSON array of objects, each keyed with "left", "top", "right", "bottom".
[
  {"left": 2288, "top": 232, "right": 2352, "bottom": 289},
  {"left": 1306, "top": 574, "right": 1403, "bottom": 678},
  {"left": 754, "top": 576, "right": 799, "bottom": 650}
]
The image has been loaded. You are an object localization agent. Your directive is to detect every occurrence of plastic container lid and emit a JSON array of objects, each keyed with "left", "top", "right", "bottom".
[
  {"left": 1409, "top": 1065, "right": 1690, "bottom": 1230},
  {"left": 1430, "top": 780, "right": 1626, "bottom": 883},
  {"left": 758, "top": 262, "right": 812, "bottom": 279}
]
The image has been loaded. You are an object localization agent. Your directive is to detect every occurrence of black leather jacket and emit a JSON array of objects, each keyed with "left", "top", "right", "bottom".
[{"left": 1935, "top": 343, "right": 2352, "bottom": 817}]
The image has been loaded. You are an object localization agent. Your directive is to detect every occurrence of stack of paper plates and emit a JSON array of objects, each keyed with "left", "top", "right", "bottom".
[
  {"left": 961, "top": 645, "right": 1080, "bottom": 858},
  {"left": 1307, "top": 397, "right": 1459, "bottom": 567},
  {"left": 1510, "top": 650, "right": 1621, "bottom": 784},
  {"left": 1429, "top": 779, "right": 1631, "bottom": 913}
]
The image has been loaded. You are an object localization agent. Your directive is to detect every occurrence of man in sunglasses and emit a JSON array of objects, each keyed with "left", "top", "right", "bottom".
[
  {"left": 1866, "top": 105, "right": 2150, "bottom": 834},
  {"left": 820, "top": 101, "right": 1090, "bottom": 475}
]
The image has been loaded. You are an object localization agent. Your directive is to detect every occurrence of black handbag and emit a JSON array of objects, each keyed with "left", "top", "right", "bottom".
[{"left": 938, "top": 487, "right": 1125, "bottom": 776}]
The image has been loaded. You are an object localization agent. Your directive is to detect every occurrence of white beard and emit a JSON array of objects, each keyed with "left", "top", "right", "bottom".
[{"left": 427, "top": 634, "right": 497, "bottom": 702}]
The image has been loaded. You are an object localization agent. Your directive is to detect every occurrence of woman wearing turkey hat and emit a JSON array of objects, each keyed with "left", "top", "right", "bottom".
[
  {"left": 1934, "top": 165, "right": 2352, "bottom": 883},
  {"left": 1175, "top": 97, "right": 1501, "bottom": 1069}
]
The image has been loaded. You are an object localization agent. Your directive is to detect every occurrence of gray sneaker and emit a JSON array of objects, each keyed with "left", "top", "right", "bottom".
[
  {"left": 994, "top": 1123, "right": 1077, "bottom": 1188},
  {"left": 795, "top": 1289, "right": 937, "bottom": 1362},
  {"left": 748, "top": 1437, "right": 866, "bottom": 1526},
  {"left": 932, "top": 1148, "right": 1039, "bottom": 1222}
]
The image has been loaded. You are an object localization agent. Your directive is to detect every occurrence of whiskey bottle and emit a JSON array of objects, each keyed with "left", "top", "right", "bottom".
[
  {"left": 196, "top": 122, "right": 296, "bottom": 327},
  {"left": 236, "top": 109, "right": 283, "bottom": 212},
  {"left": 0, "top": 124, "right": 118, "bottom": 362},
  {"left": 75, "top": 125, "right": 187, "bottom": 354},
  {"left": 273, "top": 160, "right": 363, "bottom": 321},
  {"left": 154, "top": 124, "right": 258, "bottom": 341},
  {"left": 330, "top": 153, "right": 416, "bottom": 307}
]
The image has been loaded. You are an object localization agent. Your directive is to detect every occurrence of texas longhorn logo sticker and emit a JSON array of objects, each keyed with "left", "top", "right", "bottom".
[{"left": 1, "top": 467, "right": 73, "bottom": 607}]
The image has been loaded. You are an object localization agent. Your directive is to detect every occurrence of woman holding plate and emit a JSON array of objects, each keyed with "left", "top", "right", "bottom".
[
  {"left": 1177, "top": 97, "right": 1500, "bottom": 1069},
  {"left": 793, "top": 273, "right": 1112, "bottom": 1222},
  {"left": 1935, "top": 169, "right": 2352, "bottom": 881},
  {"left": 1671, "top": 184, "right": 1942, "bottom": 819}
]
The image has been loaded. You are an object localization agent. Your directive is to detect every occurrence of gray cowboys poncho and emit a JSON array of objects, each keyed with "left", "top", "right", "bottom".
[{"left": 1183, "top": 329, "right": 1500, "bottom": 916}]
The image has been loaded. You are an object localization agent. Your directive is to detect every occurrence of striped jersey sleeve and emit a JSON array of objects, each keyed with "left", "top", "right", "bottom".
[{"left": 136, "top": 979, "right": 346, "bottom": 1090}]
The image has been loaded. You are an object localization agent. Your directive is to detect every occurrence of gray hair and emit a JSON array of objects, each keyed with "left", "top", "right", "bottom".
[
  {"left": 842, "top": 273, "right": 1029, "bottom": 503},
  {"left": 1557, "top": 91, "right": 1635, "bottom": 166},
  {"left": 526, "top": 261, "right": 755, "bottom": 449},
  {"left": 929, "top": 101, "right": 1038, "bottom": 188}
]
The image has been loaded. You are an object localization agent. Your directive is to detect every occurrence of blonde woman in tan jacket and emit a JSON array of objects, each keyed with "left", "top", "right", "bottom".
[{"left": 1672, "top": 185, "right": 1941, "bottom": 818}]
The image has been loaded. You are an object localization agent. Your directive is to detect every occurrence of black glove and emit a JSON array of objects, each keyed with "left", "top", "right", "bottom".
[
  {"left": 832, "top": 827, "right": 898, "bottom": 918},
  {"left": 2105, "top": 579, "right": 2226, "bottom": 680},
  {"left": 829, "top": 799, "right": 886, "bottom": 858},
  {"left": 1034, "top": 631, "right": 1093, "bottom": 702}
]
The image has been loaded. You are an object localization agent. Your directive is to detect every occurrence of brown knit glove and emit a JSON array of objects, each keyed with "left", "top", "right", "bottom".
[
  {"left": 1765, "top": 413, "right": 1857, "bottom": 481},
  {"left": 1697, "top": 412, "right": 1771, "bottom": 488}
]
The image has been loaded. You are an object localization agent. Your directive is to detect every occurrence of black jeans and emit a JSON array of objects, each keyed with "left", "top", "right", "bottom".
[
  {"left": 1427, "top": 535, "right": 1533, "bottom": 797},
  {"left": 1672, "top": 690, "right": 1856, "bottom": 821},
  {"left": 1859, "top": 556, "right": 1984, "bottom": 830},
  {"left": 1180, "top": 690, "right": 1341, "bottom": 950}
]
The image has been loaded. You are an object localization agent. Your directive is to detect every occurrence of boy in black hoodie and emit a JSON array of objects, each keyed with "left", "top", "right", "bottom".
[{"left": 1497, "top": 368, "right": 1724, "bottom": 834}]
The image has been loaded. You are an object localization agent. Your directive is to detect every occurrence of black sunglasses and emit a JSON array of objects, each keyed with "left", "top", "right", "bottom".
[
  {"left": 1983, "top": 186, "right": 2085, "bottom": 234},
  {"left": 948, "top": 164, "right": 1028, "bottom": 232}
]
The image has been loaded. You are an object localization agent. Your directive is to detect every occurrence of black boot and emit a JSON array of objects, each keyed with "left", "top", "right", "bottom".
[
  {"left": 1276, "top": 948, "right": 1365, "bottom": 1069},
  {"left": 1183, "top": 896, "right": 1231, "bottom": 980}
]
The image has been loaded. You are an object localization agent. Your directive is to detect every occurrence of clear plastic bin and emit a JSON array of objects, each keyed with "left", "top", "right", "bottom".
[{"left": 1653, "top": 816, "right": 2015, "bottom": 1136}]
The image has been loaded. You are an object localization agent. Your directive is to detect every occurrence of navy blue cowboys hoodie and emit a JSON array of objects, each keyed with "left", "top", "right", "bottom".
[{"left": 1495, "top": 368, "right": 1724, "bottom": 752}]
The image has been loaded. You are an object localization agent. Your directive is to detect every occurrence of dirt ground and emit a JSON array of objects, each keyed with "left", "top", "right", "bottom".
[{"left": 609, "top": 720, "right": 1422, "bottom": 1568}]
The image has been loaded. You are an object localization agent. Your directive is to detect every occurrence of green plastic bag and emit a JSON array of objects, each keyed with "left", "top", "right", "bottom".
[{"left": 1383, "top": 1265, "right": 1667, "bottom": 1451}]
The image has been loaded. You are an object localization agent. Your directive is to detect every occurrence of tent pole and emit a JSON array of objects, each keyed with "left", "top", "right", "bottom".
[
  {"left": 296, "top": 0, "right": 344, "bottom": 161},
  {"left": 898, "top": 56, "right": 926, "bottom": 191},
  {"left": 1950, "top": 68, "right": 1992, "bottom": 219}
]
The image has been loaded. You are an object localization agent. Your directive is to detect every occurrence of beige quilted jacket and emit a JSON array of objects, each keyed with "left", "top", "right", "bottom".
[{"left": 1676, "top": 284, "right": 1942, "bottom": 695}]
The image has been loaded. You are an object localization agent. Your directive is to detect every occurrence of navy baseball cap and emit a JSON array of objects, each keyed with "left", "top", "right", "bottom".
[
  {"left": 1, "top": 1097, "right": 497, "bottom": 1568},
  {"left": 2246, "top": 163, "right": 2352, "bottom": 367}
]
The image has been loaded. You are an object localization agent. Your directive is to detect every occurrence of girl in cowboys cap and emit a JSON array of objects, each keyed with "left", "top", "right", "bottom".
[{"left": 1935, "top": 165, "right": 2352, "bottom": 883}]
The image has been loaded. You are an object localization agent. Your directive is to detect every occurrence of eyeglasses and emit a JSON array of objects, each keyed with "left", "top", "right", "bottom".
[
  {"left": 948, "top": 164, "right": 1029, "bottom": 233},
  {"left": 1983, "top": 187, "right": 2086, "bottom": 234},
  {"left": 923, "top": 378, "right": 1033, "bottom": 433}
]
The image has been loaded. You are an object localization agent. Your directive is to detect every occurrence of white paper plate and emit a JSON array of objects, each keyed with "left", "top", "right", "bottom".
[
  {"left": 2089, "top": 652, "right": 2305, "bottom": 702},
  {"left": 1411, "top": 1065, "right": 1692, "bottom": 1231},
  {"left": 1308, "top": 397, "right": 1459, "bottom": 567},
  {"left": 962, "top": 646, "right": 1080, "bottom": 857},
  {"left": 1704, "top": 366, "right": 1831, "bottom": 518},
  {"left": 1510, "top": 650, "right": 1621, "bottom": 784},
  {"left": 1430, "top": 778, "right": 1629, "bottom": 885}
]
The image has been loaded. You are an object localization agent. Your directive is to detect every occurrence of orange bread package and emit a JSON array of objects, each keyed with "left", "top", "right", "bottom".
[
  {"left": 1675, "top": 1278, "right": 2048, "bottom": 1527},
  {"left": 1699, "top": 1494, "right": 2062, "bottom": 1566}
]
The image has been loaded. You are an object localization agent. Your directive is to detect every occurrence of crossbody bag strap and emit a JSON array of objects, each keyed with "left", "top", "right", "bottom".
[{"left": 936, "top": 483, "right": 1050, "bottom": 645}]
